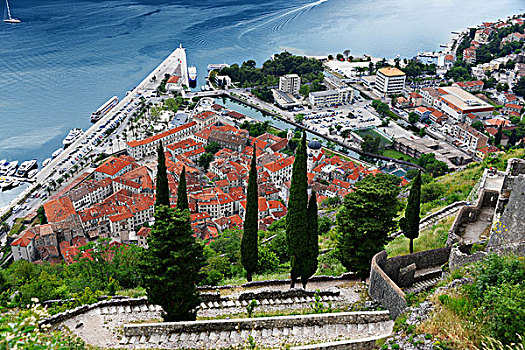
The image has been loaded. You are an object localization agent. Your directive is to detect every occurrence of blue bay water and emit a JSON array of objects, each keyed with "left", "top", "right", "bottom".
[{"left": 0, "top": 0, "right": 523, "bottom": 206}]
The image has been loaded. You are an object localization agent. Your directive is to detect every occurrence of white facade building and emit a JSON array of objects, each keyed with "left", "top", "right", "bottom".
[
  {"left": 374, "top": 67, "right": 406, "bottom": 97},
  {"left": 309, "top": 87, "right": 354, "bottom": 107},
  {"left": 279, "top": 74, "right": 301, "bottom": 95}
]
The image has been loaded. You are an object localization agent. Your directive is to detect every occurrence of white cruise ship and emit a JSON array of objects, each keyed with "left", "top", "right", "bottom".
[
  {"left": 62, "top": 128, "right": 84, "bottom": 148},
  {"left": 188, "top": 66, "right": 197, "bottom": 88}
]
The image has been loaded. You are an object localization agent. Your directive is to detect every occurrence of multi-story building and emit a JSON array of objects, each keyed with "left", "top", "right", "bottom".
[
  {"left": 374, "top": 67, "right": 406, "bottom": 97},
  {"left": 126, "top": 121, "right": 197, "bottom": 160},
  {"left": 436, "top": 86, "right": 494, "bottom": 122},
  {"left": 263, "top": 157, "right": 294, "bottom": 183},
  {"left": 11, "top": 230, "right": 37, "bottom": 262},
  {"left": 451, "top": 123, "right": 489, "bottom": 152},
  {"left": 192, "top": 111, "right": 218, "bottom": 130},
  {"left": 94, "top": 157, "right": 134, "bottom": 181},
  {"left": 279, "top": 74, "right": 301, "bottom": 95},
  {"left": 309, "top": 87, "right": 353, "bottom": 107}
]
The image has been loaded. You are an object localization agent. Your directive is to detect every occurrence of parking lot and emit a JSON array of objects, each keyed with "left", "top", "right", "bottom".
[{"left": 298, "top": 102, "right": 383, "bottom": 137}]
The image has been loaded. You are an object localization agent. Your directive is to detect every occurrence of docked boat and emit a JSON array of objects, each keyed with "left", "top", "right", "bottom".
[
  {"left": 188, "top": 66, "right": 197, "bottom": 88},
  {"left": 28, "top": 169, "right": 38, "bottom": 179},
  {"left": 0, "top": 177, "right": 12, "bottom": 190},
  {"left": 11, "top": 179, "right": 20, "bottom": 187},
  {"left": 3, "top": 0, "right": 21, "bottom": 23},
  {"left": 62, "top": 128, "right": 83, "bottom": 148},
  {"left": 0, "top": 159, "right": 7, "bottom": 175},
  {"left": 91, "top": 96, "right": 119, "bottom": 122},
  {"left": 5, "top": 161, "right": 18, "bottom": 176},
  {"left": 17, "top": 159, "right": 37, "bottom": 177},
  {"left": 42, "top": 158, "right": 52, "bottom": 167},
  {"left": 52, "top": 148, "right": 63, "bottom": 158}
]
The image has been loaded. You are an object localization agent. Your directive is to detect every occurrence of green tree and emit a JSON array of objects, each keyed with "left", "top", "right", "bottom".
[
  {"left": 514, "top": 77, "right": 525, "bottom": 97},
  {"left": 399, "top": 171, "right": 421, "bottom": 254},
  {"left": 242, "top": 147, "right": 259, "bottom": 282},
  {"left": 408, "top": 112, "right": 419, "bottom": 125},
  {"left": 299, "top": 84, "right": 310, "bottom": 98},
  {"left": 301, "top": 191, "right": 319, "bottom": 288},
  {"left": 361, "top": 134, "right": 380, "bottom": 153},
  {"left": 37, "top": 205, "right": 47, "bottom": 224},
  {"left": 294, "top": 113, "right": 305, "bottom": 123},
  {"left": 139, "top": 206, "right": 205, "bottom": 321},
  {"left": 495, "top": 124, "right": 503, "bottom": 146},
  {"left": 198, "top": 153, "right": 214, "bottom": 170},
  {"left": 471, "top": 120, "right": 485, "bottom": 132},
  {"left": 204, "top": 142, "right": 222, "bottom": 154},
  {"left": 176, "top": 166, "right": 189, "bottom": 211},
  {"left": 155, "top": 143, "right": 170, "bottom": 207},
  {"left": 335, "top": 174, "right": 401, "bottom": 279},
  {"left": 286, "top": 131, "right": 309, "bottom": 288}
]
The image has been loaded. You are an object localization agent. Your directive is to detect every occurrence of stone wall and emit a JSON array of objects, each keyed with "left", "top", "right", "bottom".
[
  {"left": 448, "top": 189, "right": 499, "bottom": 245},
  {"left": 291, "top": 335, "right": 389, "bottom": 350},
  {"left": 449, "top": 246, "right": 487, "bottom": 271},
  {"left": 382, "top": 247, "right": 450, "bottom": 284},
  {"left": 121, "top": 311, "right": 393, "bottom": 349},
  {"left": 368, "top": 251, "right": 407, "bottom": 320}
]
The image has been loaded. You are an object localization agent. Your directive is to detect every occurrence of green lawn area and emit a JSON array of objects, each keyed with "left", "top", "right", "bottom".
[
  {"left": 356, "top": 129, "right": 391, "bottom": 149},
  {"left": 381, "top": 149, "right": 417, "bottom": 163},
  {"left": 386, "top": 215, "right": 454, "bottom": 257},
  {"left": 9, "top": 218, "right": 26, "bottom": 236}
]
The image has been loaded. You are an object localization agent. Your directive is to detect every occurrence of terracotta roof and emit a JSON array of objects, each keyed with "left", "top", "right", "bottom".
[
  {"left": 11, "top": 230, "right": 36, "bottom": 247},
  {"left": 167, "top": 76, "right": 180, "bottom": 84},
  {"left": 44, "top": 196, "right": 76, "bottom": 223},
  {"left": 377, "top": 67, "right": 405, "bottom": 77},
  {"left": 95, "top": 157, "right": 132, "bottom": 176},
  {"left": 136, "top": 227, "right": 151, "bottom": 237},
  {"left": 127, "top": 121, "right": 197, "bottom": 148}
]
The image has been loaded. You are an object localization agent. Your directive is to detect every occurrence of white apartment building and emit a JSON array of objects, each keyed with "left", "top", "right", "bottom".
[
  {"left": 374, "top": 67, "right": 406, "bottom": 97},
  {"left": 279, "top": 74, "right": 301, "bottom": 95},
  {"left": 309, "top": 87, "right": 354, "bottom": 107},
  {"left": 437, "top": 86, "right": 494, "bottom": 122}
]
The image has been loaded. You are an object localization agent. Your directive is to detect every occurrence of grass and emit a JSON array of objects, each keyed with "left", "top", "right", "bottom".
[
  {"left": 418, "top": 288, "right": 482, "bottom": 349},
  {"left": 380, "top": 149, "right": 417, "bottom": 163},
  {"left": 9, "top": 218, "right": 26, "bottom": 236},
  {"left": 323, "top": 148, "right": 352, "bottom": 162},
  {"left": 385, "top": 215, "right": 454, "bottom": 257}
]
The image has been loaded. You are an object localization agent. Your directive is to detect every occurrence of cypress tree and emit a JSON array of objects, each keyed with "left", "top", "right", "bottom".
[
  {"left": 400, "top": 170, "right": 421, "bottom": 254},
  {"left": 301, "top": 190, "right": 319, "bottom": 288},
  {"left": 155, "top": 142, "right": 170, "bottom": 208},
  {"left": 286, "top": 131, "right": 308, "bottom": 288},
  {"left": 140, "top": 206, "right": 205, "bottom": 321},
  {"left": 242, "top": 146, "right": 259, "bottom": 282},
  {"left": 176, "top": 166, "right": 189, "bottom": 211}
]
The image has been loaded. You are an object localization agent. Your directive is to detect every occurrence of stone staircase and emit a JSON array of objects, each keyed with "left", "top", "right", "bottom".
[
  {"left": 198, "top": 294, "right": 344, "bottom": 311},
  {"left": 403, "top": 267, "right": 443, "bottom": 295},
  {"left": 120, "top": 311, "right": 393, "bottom": 349}
]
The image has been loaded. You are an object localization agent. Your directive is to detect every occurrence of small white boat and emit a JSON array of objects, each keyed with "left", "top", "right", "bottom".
[
  {"left": 0, "top": 177, "right": 12, "bottom": 189},
  {"left": 27, "top": 169, "right": 38, "bottom": 178},
  {"left": 42, "top": 158, "right": 52, "bottom": 167},
  {"left": 3, "top": 0, "right": 21, "bottom": 23},
  {"left": 17, "top": 159, "right": 37, "bottom": 177},
  {"left": 5, "top": 161, "right": 18, "bottom": 176},
  {"left": 52, "top": 148, "right": 63, "bottom": 158}
]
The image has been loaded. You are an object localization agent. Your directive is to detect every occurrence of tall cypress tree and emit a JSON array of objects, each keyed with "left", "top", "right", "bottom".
[
  {"left": 242, "top": 146, "right": 259, "bottom": 282},
  {"left": 140, "top": 206, "right": 205, "bottom": 321},
  {"left": 400, "top": 170, "right": 421, "bottom": 254},
  {"left": 176, "top": 166, "right": 189, "bottom": 211},
  {"left": 155, "top": 142, "right": 170, "bottom": 208},
  {"left": 301, "top": 190, "right": 319, "bottom": 288},
  {"left": 286, "top": 131, "right": 308, "bottom": 288}
]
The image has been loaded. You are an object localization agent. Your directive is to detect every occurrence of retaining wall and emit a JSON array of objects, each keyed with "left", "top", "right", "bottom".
[
  {"left": 368, "top": 251, "right": 406, "bottom": 320},
  {"left": 121, "top": 311, "right": 392, "bottom": 349}
]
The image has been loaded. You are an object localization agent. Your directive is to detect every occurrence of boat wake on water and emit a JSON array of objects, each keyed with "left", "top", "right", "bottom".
[{"left": 237, "top": 0, "right": 328, "bottom": 39}]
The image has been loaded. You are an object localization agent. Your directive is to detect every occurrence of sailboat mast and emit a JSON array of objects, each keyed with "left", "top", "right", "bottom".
[{"left": 5, "top": 0, "right": 12, "bottom": 19}]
